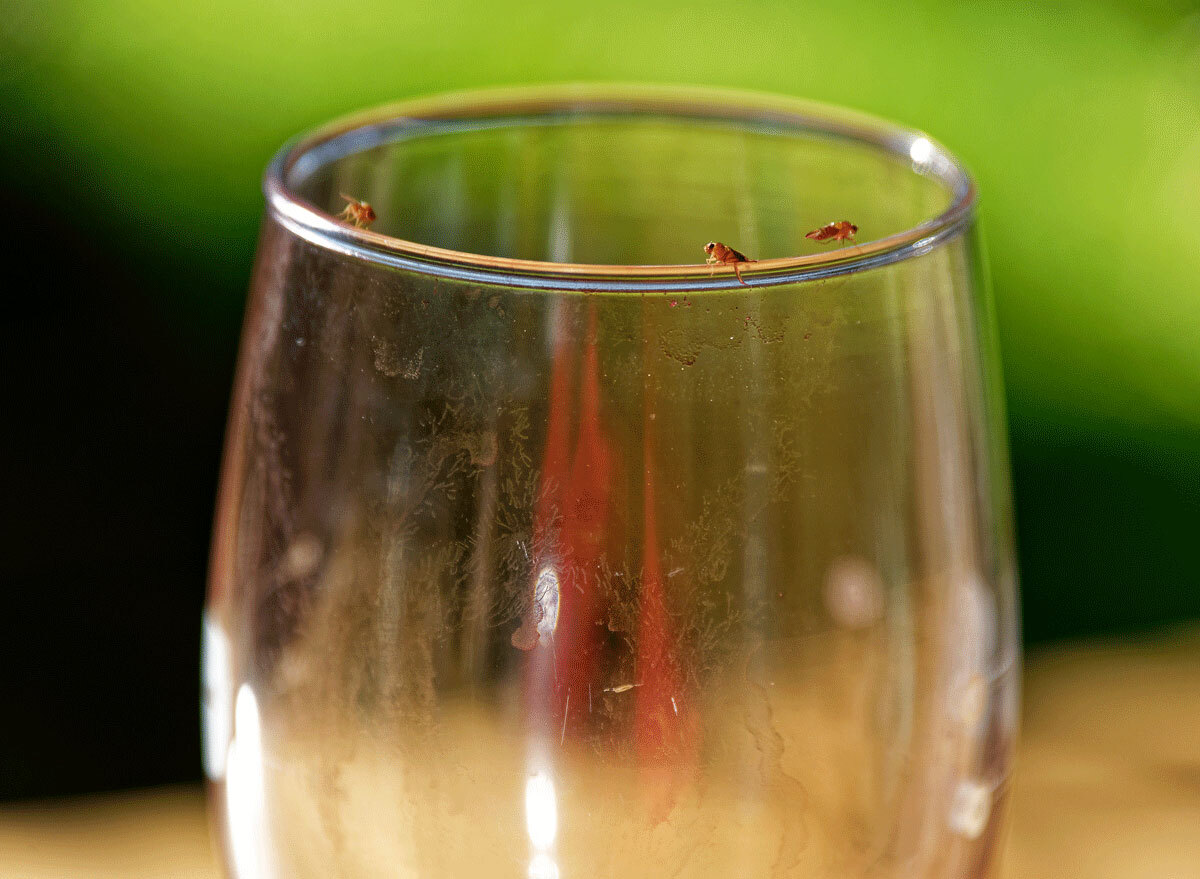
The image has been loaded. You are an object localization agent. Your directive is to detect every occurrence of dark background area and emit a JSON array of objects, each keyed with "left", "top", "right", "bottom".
[{"left": 2, "top": 0, "right": 1199, "bottom": 800}]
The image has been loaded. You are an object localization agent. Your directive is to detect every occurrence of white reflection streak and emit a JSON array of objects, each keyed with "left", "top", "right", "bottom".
[
  {"left": 201, "top": 613, "right": 231, "bottom": 779},
  {"left": 226, "top": 683, "right": 271, "bottom": 879},
  {"left": 948, "top": 778, "right": 992, "bottom": 839},
  {"left": 524, "top": 772, "right": 558, "bottom": 850},
  {"left": 528, "top": 853, "right": 560, "bottom": 879},
  {"left": 547, "top": 170, "right": 572, "bottom": 264}
]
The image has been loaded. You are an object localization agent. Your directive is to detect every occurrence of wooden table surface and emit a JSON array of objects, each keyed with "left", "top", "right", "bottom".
[{"left": 4, "top": 631, "right": 1198, "bottom": 879}]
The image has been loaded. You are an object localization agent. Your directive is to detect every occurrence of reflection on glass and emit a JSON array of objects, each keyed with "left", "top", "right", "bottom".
[
  {"left": 527, "top": 853, "right": 560, "bottom": 879},
  {"left": 823, "top": 556, "right": 885, "bottom": 630},
  {"left": 201, "top": 613, "right": 231, "bottom": 780},
  {"left": 909, "top": 136, "right": 934, "bottom": 165},
  {"left": 225, "top": 684, "right": 268, "bottom": 879},
  {"left": 525, "top": 770, "right": 558, "bottom": 879},
  {"left": 204, "top": 86, "right": 1019, "bottom": 879}
]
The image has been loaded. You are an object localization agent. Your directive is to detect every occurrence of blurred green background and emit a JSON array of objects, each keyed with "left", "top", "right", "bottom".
[{"left": 2, "top": 0, "right": 1198, "bottom": 797}]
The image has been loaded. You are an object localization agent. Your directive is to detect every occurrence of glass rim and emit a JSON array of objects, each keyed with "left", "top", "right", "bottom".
[{"left": 264, "top": 84, "right": 977, "bottom": 291}]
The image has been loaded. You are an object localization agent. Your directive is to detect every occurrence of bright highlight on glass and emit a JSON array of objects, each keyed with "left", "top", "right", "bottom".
[
  {"left": 225, "top": 684, "right": 268, "bottom": 879},
  {"left": 524, "top": 772, "right": 558, "bottom": 850},
  {"left": 909, "top": 135, "right": 934, "bottom": 165},
  {"left": 201, "top": 613, "right": 231, "bottom": 780}
]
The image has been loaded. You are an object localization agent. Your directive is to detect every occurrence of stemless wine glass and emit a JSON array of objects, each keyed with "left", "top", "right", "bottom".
[{"left": 203, "top": 85, "right": 1019, "bottom": 879}]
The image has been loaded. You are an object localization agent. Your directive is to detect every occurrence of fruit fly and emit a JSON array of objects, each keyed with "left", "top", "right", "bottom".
[
  {"left": 805, "top": 220, "right": 858, "bottom": 244},
  {"left": 510, "top": 602, "right": 543, "bottom": 651},
  {"left": 337, "top": 193, "right": 376, "bottom": 229},
  {"left": 704, "top": 241, "right": 755, "bottom": 285}
]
